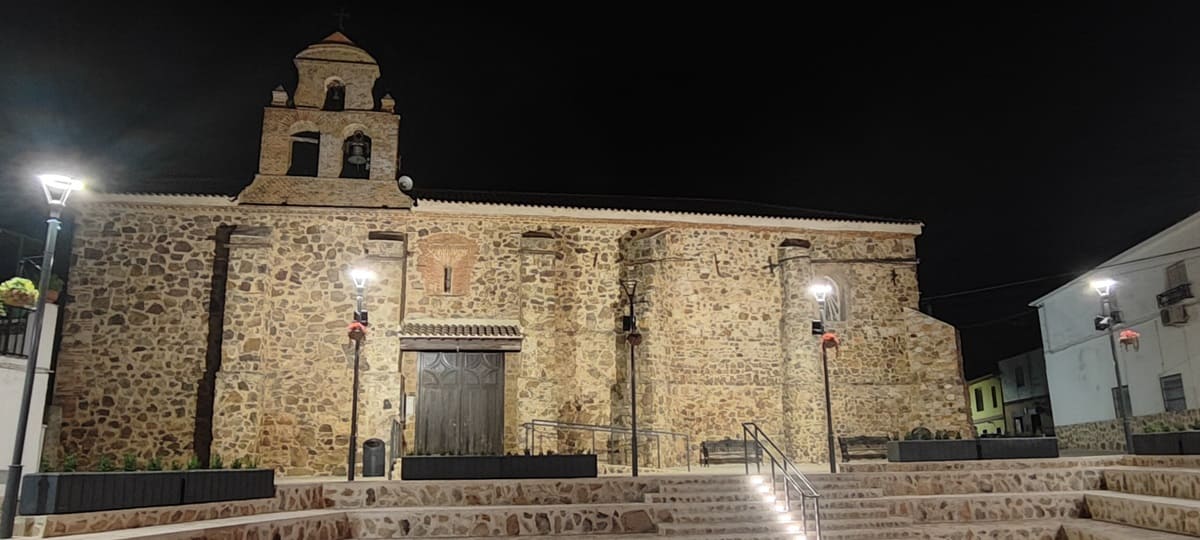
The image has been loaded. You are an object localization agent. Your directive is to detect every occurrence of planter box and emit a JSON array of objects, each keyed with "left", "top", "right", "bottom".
[
  {"left": 18, "top": 469, "right": 276, "bottom": 515},
  {"left": 886, "top": 440, "right": 977, "bottom": 462},
  {"left": 401, "top": 455, "right": 598, "bottom": 480},
  {"left": 1132, "top": 433, "right": 1183, "bottom": 455},
  {"left": 182, "top": 469, "right": 275, "bottom": 504},
  {"left": 1181, "top": 432, "right": 1200, "bottom": 454},
  {"left": 978, "top": 437, "right": 1059, "bottom": 459},
  {"left": 19, "top": 472, "right": 184, "bottom": 515}
]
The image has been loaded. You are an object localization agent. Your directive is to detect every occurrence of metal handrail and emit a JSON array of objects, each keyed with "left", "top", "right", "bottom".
[
  {"left": 521, "top": 419, "right": 691, "bottom": 471},
  {"left": 742, "top": 422, "right": 823, "bottom": 539}
]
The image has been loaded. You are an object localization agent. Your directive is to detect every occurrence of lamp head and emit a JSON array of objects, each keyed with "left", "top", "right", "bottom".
[
  {"left": 809, "top": 282, "right": 833, "bottom": 303},
  {"left": 620, "top": 279, "right": 638, "bottom": 296},
  {"left": 38, "top": 174, "right": 84, "bottom": 206},
  {"left": 349, "top": 268, "right": 375, "bottom": 289},
  {"left": 1090, "top": 278, "right": 1117, "bottom": 297}
]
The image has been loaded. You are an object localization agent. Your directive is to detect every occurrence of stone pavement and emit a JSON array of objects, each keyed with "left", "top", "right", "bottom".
[{"left": 13, "top": 455, "right": 1200, "bottom": 539}]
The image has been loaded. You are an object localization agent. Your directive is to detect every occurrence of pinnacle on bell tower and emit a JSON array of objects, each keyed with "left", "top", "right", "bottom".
[{"left": 238, "top": 32, "right": 413, "bottom": 208}]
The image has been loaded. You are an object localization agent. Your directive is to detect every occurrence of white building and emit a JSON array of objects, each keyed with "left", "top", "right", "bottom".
[
  {"left": 1031, "top": 210, "right": 1199, "bottom": 450},
  {"left": 996, "top": 349, "right": 1054, "bottom": 436},
  {"left": 0, "top": 304, "right": 57, "bottom": 482}
]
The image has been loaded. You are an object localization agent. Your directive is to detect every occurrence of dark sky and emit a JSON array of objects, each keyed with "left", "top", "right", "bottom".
[{"left": 2, "top": 2, "right": 1199, "bottom": 378}]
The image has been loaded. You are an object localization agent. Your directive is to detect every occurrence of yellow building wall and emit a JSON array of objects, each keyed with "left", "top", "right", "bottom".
[{"left": 968, "top": 376, "right": 1007, "bottom": 436}]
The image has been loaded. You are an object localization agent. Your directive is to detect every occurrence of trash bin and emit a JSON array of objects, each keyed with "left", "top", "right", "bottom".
[{"left": 363, "top": 438, "right": 386, "bottom": 477}]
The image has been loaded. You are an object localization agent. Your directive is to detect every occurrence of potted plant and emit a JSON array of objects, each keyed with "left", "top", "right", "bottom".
[
  {"left": 44, "top": 274, "right": 64, "bottom": 304},
  {"left": 0, "top": 277, "right": 38, "bottom": 310}
]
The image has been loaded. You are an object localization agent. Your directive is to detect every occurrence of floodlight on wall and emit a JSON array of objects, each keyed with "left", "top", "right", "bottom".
[
  {"left": 350, "top": 268, "right": 375, "bottom": 289},
  {"left": 37, "top": 174, "right": 84, "bottom": 207},
  {"left": 1090, "top": 278, "right": 1117, "bottom": 297},
  {"left": 809, "top": 282, "right": 832, "bottom": 303}
]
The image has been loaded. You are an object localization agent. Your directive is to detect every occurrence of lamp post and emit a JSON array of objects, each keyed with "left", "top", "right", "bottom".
[
  {"left": 809, "top": 282, "right": 837, "bottom": 474},
  {"left": 346, "top": 268, "right": 374, "bottom": 481},
  {"left": 1091, "top": 278, "right": 1133, "bottom": 452},
  {"left": 0, "top": 174, "right": 82, "bottom": 539},
  {"left": 620, "top": 279, "right": 642, "bottom": 477}
]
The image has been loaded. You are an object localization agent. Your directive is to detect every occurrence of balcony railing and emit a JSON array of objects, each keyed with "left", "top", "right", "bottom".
[
  {"left": 0, "top": 307, "right": 31, "bottom": 357},
  {"left": 1158, "top": 283, "right": 1194, "bottom": 307}
]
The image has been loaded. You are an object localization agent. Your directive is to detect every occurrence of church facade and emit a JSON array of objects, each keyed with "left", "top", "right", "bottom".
[{"left": 49, "top": 33, "right": 971, "bottom": 475}]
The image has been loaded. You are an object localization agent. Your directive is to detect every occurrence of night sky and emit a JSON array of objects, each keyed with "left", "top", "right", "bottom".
[{"left": 2, "top": 2, "right": 1199, "bottom": 378}]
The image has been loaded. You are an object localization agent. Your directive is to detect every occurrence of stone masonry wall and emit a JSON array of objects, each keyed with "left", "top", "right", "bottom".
[
  {"left": 1057, "top": 407, "right": 1200, "bottom": 452},
  {"left": 53, "top": 201, "right": 968, "bottom": 473}
]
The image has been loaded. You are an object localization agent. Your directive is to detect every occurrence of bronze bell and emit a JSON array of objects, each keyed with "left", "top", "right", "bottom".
[{"left": 346, "top": 131, "right": 369, "bottom": 165}]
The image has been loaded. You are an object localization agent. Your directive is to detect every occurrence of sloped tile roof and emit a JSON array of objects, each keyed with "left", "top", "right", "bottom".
[{"left": 399, "top": 321, "right": 522, "bottom": 339}]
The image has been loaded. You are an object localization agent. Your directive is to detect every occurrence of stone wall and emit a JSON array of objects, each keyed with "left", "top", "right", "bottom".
[
  {"left": 1057, "top": 407, "right": 1200, "bottom": 452},
  {"left": 52, "top": 200, "right": 968, "bottom": 473}
]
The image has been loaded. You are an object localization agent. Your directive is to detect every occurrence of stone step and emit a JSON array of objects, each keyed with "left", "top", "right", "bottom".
[
  {"left": 884, "top": 491, "right": 1086, "bottom": 523},
  {"left": 346, "top": 504, "right": 656, "bottom": 538},
  {"left": 656, "top": 520, "right": 795, "bottom": 536},
  {"left": 1061, "top": 518, "right": 1200, "bottom": 540},
  {"left": 899, "top": 519, "right": 1065, "bottom": 539},
  {"left": 14, "top": 509, "right": 347, "bottom": 540},
  {"left": 1102, "top": 466, "right": 1200, "bottom": 500},
  {"left": 645, "top": 491, "right": 767, "bottom": 504},
  {"left": 352, "top": 534, "right": 799, "bottom": 540},
  {"left": 1121, "top": 455, "right": 1200, "bottom": 470},
  {"left": 1084, "top": 490, "right": 1200, "bottom": 537}
]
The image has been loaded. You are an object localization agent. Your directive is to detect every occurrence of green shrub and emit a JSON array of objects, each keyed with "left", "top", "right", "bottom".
[
  {"left": 147, "top": 455, "right": 163, "bottom": 471},
  {"left": 62, "top": 454, "right": 77, "bottom": 472},
  {"left": 98, "top": 455, "right": 115, "bottom": 472},
  {"left": 209, "top": 453, "right": 223, "bottom": 469},
  {"left": 230, "top": 458, "right": 243, "bottom": 469},
  {"left": 245, "top": 455, "right": 258, "bottom": 469},
  {"left": 170, "top": 460, "right": 183, "bottom": 471},
  {"left": 186, "top": 455, "right": 202, "bottom": 470},
  {"left": 122, "top": 453, "right": 139, "bottom": 471}
]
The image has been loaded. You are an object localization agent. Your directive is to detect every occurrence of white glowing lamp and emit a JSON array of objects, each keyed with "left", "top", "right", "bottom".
[
  {"left": 1090, "top": 278, "right": 1117, "bottom": 297},
  {"left": 809, "top": 282, "right": 832, "bottom": 303},
  {"left": 38, "top": 174, "right": 84, "bottom": 206},
  {"left": 750, "top": 476, "right": 764, "bottom": 485},
  {"left": 350, "top": 268, "right": 376, "bottom": 289}
]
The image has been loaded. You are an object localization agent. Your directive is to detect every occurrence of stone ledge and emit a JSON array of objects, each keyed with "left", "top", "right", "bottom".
[
  {"left": 346, "top": 504, "right": 657, "bottom": 538},
  {"left": 840, "top": 456, "right": 1121, "bottom": 474},
  {"left": 1061, "top": 518, "right": 1198, "bottom": 540},
  {"left": 883, "top": 491, "right": 1086, "bottom": 523},
  {"left": 1103, "top": 466, "right": 1200, "bottom": 500},
  {"left": 16, "top": 484, "right": 325, "bottom": 537},
  {"left": 1084, "top": 490, "right": 1200, "bottom": 536},
  {"left": 21, "top": 509, "right": 347, "bottom": 540}
]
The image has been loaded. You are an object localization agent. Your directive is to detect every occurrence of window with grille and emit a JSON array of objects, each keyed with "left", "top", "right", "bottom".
[
  {"left": 1016, "top": 366, "right": 1026, "bottom": 388},
  {"left": 1111, "top": 385, "right": 1132, "bottom": 417},
  {"left": 1161, "top": 374, "right": 1187, "bottom": 412},
  {"left": 991, "top": 386, "right": 999, "bottom": 408},
  {"left": 1167, "top": 261, "right": 1189, "bottom": 288},
  {"left": 974, "top": 388, "right": 984, "bottom": 412}
]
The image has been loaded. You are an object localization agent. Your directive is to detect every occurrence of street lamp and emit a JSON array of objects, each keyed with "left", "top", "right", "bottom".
[
  {"left": 620, "top": 279, "right": 642, "bottom": 477},
  {"left": 808, "top": 281, "right": 837, "bottom": 474},
  {"left": 1091, "top": 278, "right": 1133, "bottom": 452},
  {"left": 346, "top": 267, "right": 374, "bottom": 481},
  {"left": 1, "top": 174, "right": 83, "bottom": 539}
]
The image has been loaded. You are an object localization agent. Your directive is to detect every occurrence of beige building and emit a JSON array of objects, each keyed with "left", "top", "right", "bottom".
[{"left": 48, "top": 33, "right": 971, "bottom": 475}]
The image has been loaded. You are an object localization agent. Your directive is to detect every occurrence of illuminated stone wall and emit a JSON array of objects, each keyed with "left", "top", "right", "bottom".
[{"left": 52, "top": 200, "right": 969, "bottom": 474}]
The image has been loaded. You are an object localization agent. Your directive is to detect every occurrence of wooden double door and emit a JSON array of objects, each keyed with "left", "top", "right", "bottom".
[{"left": 414, "top": 351, "right": 504, "bottom": 456}]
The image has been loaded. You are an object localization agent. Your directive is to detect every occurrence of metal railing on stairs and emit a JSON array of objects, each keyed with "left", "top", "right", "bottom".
[
  {"left": 742, "top": 422, "right": 823, "bottom": 539},
  {"left": 521, "top": 419, "right": 691, "bottom": 471}
]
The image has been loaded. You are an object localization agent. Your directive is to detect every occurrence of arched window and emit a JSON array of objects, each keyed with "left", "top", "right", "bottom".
[
  {"left": 341, "top": 130, "right": 371, "bottom": 178},
  {"left": 324, "top": 80, "right": 346, "bottom": 111},
  {"left": 820, "top": 276, "right": 845, "bottom": 322},
  {"left": 286, "top": 131, "right": 320, "bottom": 176}
]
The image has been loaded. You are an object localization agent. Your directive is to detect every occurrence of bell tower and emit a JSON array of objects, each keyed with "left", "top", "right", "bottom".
[{"left": 238, "top": 32, "right": 413, "bottom": 208}]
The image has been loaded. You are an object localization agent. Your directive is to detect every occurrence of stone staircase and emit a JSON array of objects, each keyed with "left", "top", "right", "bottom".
[{"left": 17, "top": 455, "right": 1200, "bottom": 539}]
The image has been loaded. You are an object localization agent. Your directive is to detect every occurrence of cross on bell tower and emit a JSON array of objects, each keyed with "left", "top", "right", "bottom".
[{"left": 334, "top": 7, "right": 350, "bottom": 32}]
